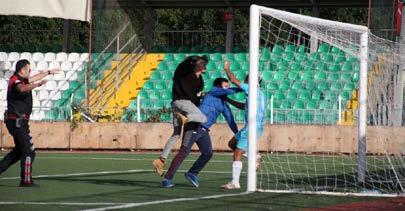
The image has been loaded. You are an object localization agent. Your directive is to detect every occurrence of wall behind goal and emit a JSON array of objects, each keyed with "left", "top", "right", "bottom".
[{"left": 0, "top": 122, "right": 404, "bottom": 154}]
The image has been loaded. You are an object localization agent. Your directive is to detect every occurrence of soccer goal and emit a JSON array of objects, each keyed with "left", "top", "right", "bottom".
[{"left": 247, "top": 5, "right": 405, "bottom": 196}]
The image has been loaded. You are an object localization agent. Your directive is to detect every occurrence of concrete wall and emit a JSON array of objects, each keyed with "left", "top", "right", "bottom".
[{"left": 1, "top": 122, "right": 405, "bottom": 154}]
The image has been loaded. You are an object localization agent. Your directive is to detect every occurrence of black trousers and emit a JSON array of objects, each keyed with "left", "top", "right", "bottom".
[{"left": 0, "top": 119, "right": 35, "bottom": 184}]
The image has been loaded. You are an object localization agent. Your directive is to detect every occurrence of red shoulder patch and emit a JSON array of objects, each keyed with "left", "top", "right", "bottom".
[{"left": 7, "top": 75, "right": 18, "bottom": 90}]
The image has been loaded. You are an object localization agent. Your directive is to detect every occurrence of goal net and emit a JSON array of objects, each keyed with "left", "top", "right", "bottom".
[{"left": 247, "top": 5, "right": 405, "bottom": 196}]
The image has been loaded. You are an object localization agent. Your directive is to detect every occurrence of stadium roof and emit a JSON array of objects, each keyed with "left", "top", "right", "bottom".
[{"left": 97, "top": 0, "right": 369, "bottom": 9}]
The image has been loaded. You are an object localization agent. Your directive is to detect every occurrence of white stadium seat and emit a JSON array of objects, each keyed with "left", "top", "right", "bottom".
[
  {"left": 30, "top": 70, "right": 40, "bottom": 77},
  {"left": 32, "top": 52, "right": 44, "bottom": 62},
  {"left": 0, "top": 52, "right": 7, "bottom": 61},
  {"left": 4, "top": 70, "right": 14, "bottom": 79},
  {"left": 0, "top": 79, "right": 7, "bottom": 90},
  {"left": 31, "top": 110, "right": 45, "bottom": 120},
  {"left": 0, "top": 61, "right": 11, "bottom": 71},
  {"left": 38, "top": 90, "right": 49, "bottom": 100},
  {"left": 56, "top": 52, "right": 68, "bottom": 62},
  {"left": 61, "top": 61, "right": 73, "bottom": 71},
  {"left": 49, "top": 90, "right": 62, "bottom": 100},
  {"left": 72, "top": 61, "right": 84, "bottom": 71},
  {"left": 68, "top": 53, "right": 80, "bottom": 62},
  {"left": 45, "top": 81, "right": 57, "bottom": 90},
  {"left": 33, "top": 99, "right": 40, "bottom": 108},
  {"left": 0, "top": 71, "right": 4, "bottom": 78},
  {"left": 49, "top": 61, "right": 61, "bottom": 70},
  {"left": 7, "top": 52, "right": 19, "bottom": 62},
  {"left": 29, "top": 62, "right": 36, "bottom": 71},
  {"left": 44, "top": 52, "right": 56, "bottom": 62},
  {"left": 58, "top": 81, "right": 69, "bottom": 90},
  {"left": 20, "top": 52, "right": 32, "bottom": 61},
  {"left": 31, "top": 90, "right": 37, "bottom": 99},
  {"left": 80, "top": 53, "right": 89, "bottom": 62},
  {"left": 66, "top": 71, "right": 77, "bottom": 81},
  {"left": 41, "top": 100, "right": 52, "bottom": 108},
  {"left": 52, "top": 71, "right": 65, "bottom": 81},
  {"left": 35, "top": 61, "right": 48, "bottom": 71},
  {"left": 11, "top": 61, "right": 17, "bottom": 71},
  {"left": 0, "top": 90, "right": 6, "bottom": 100}
]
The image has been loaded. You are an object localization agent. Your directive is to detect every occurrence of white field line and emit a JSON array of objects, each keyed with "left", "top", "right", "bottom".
[
  {"left": 81, "top": 192, "right": 252, "bottom": 211},
  {"left": 0, "top": 202, "right": 126, "bottom": 206},
  {"left": 0, "top": 169, "right": 242, "bottom": 180}
]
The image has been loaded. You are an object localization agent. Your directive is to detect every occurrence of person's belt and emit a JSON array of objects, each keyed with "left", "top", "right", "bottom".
[{"left": 4, "top": 113, "right": 30, "bottom": 120}]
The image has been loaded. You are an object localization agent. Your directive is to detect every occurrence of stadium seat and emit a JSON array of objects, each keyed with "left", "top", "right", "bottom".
[
  {"left": 342, "top": 61, "right": 353, "bottom": 72},
  {"left": 328, "top": 72, "right": 340, "bottom": 81},
  {"left": 0, "top": 71, "right": 4, "bottom": 78},
  {"left": 49, "top": 90, "right": 62, "bottom": 101},
  {"left": 66, "top": 71, "right": 78, "bottom": 81},
  {"left": 334, "top": 55, "right": 346, "bottom": 63},
  {"left": 314, "top": 71, "right": 327, "bottom": 81},
  {"left": 154, "top": 81, "right": 167, "bottom": 90},
  {"left": 41, "top": 100, "right": 52, "bottom": 108},
  {"left": 1, "top": 61, "right": 12, "bottom": 71},
  {"left": 288, "top": 71, "right": 300, "bottom": 80},
  {"left": 312, "top": 90, "right": 322, "bottom": 100},
  {"left": 68, "top": 53, "right": 80, "bottom": 62},
  {"left": 318, "top": 43, "right": 330, "bottom": 53},
  {"left": 58, "top": 81, "right": 69, "bottom": 90},
  {"left": 280, "top": 100, "right": 292, "bottom": 109},
  {"left": 56, "top": 52, "right": 68, "bottom": 62},
  {"left": 285, "top": 44, "right": 296, "bottom": 53},
  {"left": 49, "top": 61, "right": 61, "bottom": 70},
  {"left": 330, "top": 82, "right": 342, "bottom": 91},
  {"left": 38, "top": 90, "right": 49, "bottom": 100},
  {"left": 20, "top": 52, "right": 32, "bottom": 61},
  {"left": 0, "top": 79, "right": 7, "bottom": 90},
  {"left": 45, "top": 81, "right": 57, "bottom": 90},
  {"left": 279, "top": 80, "right": 290, "bottom": 91},
  {"left": 317, "top": 81, "right": 329, "bottom": 91},
  {"left": 234, "top": 53, "right": 247, "bottom": 62},
  {"left": 174, "top": 54, "right": 186, "bottom": 62},
  {"left": 4, "top": 70, "right": 13, "bottom": 78},
  {"left": 61, "top": 61, "right": 73, "bottom": 71},
  {"left": 32, "top": 52, "right": 44, "bottom": 62},
  {"left": 44, "top": 53, "right": 56, "bottom": 62},
  {"left": 272, "top": 45, "right": 284, "bottom": 54},
  {"left": 306, "top": 99, "right": 318, "bottom": 109},
  {"left": 0, "top": 52, "right": 7, "bottom": 61},
  {"left": 36, "top": 61, "right": 48, "bottom": 71},
  {"left": 8, "top": 52, "right": 19, "bottom": 61},
  {"left": 328, "top": 63, "right": 341, "bottom": 72},
  {"left": 283, "top": 52, "right": 295, "bottom": 62},
  {"left": 80, "top": 53, "right": 89, "bottom": 62},
  {"left": 343, "top": 82, "right": 355, "bottom": 91}
]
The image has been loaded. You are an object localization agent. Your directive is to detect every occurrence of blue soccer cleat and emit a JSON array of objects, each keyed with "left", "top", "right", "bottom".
[
  {"left": 161, "top": 178, "right": 174, "bottom": 188},
  {"left": 185, "top": 172, "right": 199, "bottom": 188}
]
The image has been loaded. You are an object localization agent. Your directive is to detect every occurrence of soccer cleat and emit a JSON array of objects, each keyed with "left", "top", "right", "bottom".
[
  {"left": 161, "top": 178, "right": 174, "bottom": 188},
  {"left": 152, "top": 158, "right": 166, "bottom": 177},
  {"left": 173, "top": 111, "right": 188, "bottom": 125},
  {"left": 184, "top": 172, "right": 199, "bottom": 188},
  {"left": 221, "top": 182, "right": 240, "bottom": 190}
]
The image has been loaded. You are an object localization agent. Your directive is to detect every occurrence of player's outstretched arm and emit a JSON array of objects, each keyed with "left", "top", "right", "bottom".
[
  {"left": 224, "top": 61, "right": 241, "bottom": 87},
  {"left": 224, "top": 96, "right": 245, "bottom": 110},
  {"left": 29, "top": 69, "right": 60, "bottom": 83}
]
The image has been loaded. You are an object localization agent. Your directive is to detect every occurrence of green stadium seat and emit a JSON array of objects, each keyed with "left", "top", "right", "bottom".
[
  {"left": 241, "top": 62, "right": 249, "bottom": 71},
  {"left": 230, "top": 62, "right": 241, "bottom": 71},
  {"left": 283, "top": 52, "right": 295, "bottom": 62},
  {"left": 318, "top": 43, "right": 330, "bottom": 53},
  {"left": 319, "top": 100, "right": 333, "bottom": 109},
  {"left": 138, "top": 91, "right": 148, "bottom": 99},
  {"left": 154, "top": 81, "right": 167, "bottom": 90},
  {"left": 312, "top": 90, "right": 322, "bottom": 100},
  {"left": 209, "top": 71, "right": 222, "bottom": 79},
  {"left": 153, "top": 100, "right": 165, "bottom": 109},
  {"left": 297, "top": 45, "right": 307, "bottom": 54},
  {"left": 210, "top": 53, "right": 222, "bottom": 62},
  {"left": 143, "top": 82, "right": 153, "bottom": 90},
  {"left": 328, "top": 72, "right": 340, "bottom": 81},
  {"left": 328, "top": 63, "right": 341, "bottom": 72},
  {"left": 301, "top": 71, "right": 313, "bottom": 81},
  {"left": 161, "top": 90, "right": 172, "bottom": 100},
  {"left": 287, "top": 90, "right": 297, "bottom": 100},
  {"left": 315, "top": 62, "right": 328, "bottom": 71},
  {"left": 273, "top": 71, "right": 286, "bottom": 81},
  {"left": 290, "top": 63, "right": 301, "bottom": 72},
  {"left": 291, "top": 81, "right": 303, "bottom": 90},
  {"left": 341, "top": 90, "right": 351, "bottom": 102},
  {"left": 266, "top": 81, "right": 278, "bottom": 91},
  {"left": 174, "top": 53, "right": 186, "bottom": 62},
  {"left": 299, "top": 90, "right": 311, "bottom": 101},
  {"left": 272, "top": 45, "right": 284, "bottom": 54},
  {"left": 157, "top": 62, "right": 168, "bottom": 70},
  {"left": 163, "top": 54, "right": 174, "bottom": 61},
  {"left": 294, "top": 53, "right": 307, "bottom": 62},
  {"left": 354, "top": 63, "right": 360, "bottom": 72},
  {"left": 141, "top": 100, "right": 152, "bottom": 108},
  {"left": 342, "top": 61, "right": 353, "bottom": 72},
  {"left": 308, "top": 52, "right": 320, "bottom": 61},
  {"left": 306, "top": 99, "right": 318, "bottom": 109},
  {"left": 305, "top": 80, "right": 316, "bottom": 90},
  {"left": 330, "top": 82, "right": 342, "bottom": 92},
  {"left": 160, "top": 71, "right": 173, "bottom": 80},
  {"left": 280, "top": 100, "right": 292, "bottom": 109},
  {"left": 262, "top": 71, "right": 273, "bottom": 82},
  {"left": 293, "top": 100, "right": 305, "bottom": 109},
  {"left": 206, "top": 62, "right": 216, "bottom": 71},
  {"left": 314, "top": 71, "right": 327, "bottom": 81},
  {"left": 279, "top": 80, "right": 290, "bottom": 91},
  {"left": 325, "top": 91, "right": 338, "bottom": 101},
  {"left": 288, "top": 71, "right": 300, "bottom": 81},
  {"left": 347, "top": 56, "right": 358, "bottom": 63},
  {"left": 147, "top": 91, "right": 159, "bottom": 100},
  {"left": 317, "top": 81, "right": 330, "bottom": 91},
  {"left": 321, "top": 53, "right": 334, "bottom": 62},
  {"left": 285, "top": 44, "right": 296, "bottom": 53},
  {"left": 150, "top": 72, "right": 160, "bottom": 80},
  {"left": 352, "top": 72, "right": 359, "bottom": 82},
  {"left": 234, "top": 53, "right": 247, "bottom": 62},
  {"left": 224, "top": 53, "right": 234, "bottom": 61},
  {"left": 331, "top": 46, "right": 343, "bottom": 54},
  {"left": 167, "top": 62, "right": 178, "bottom": 71},
  {"left": 273, "top": 91, "right": 286, "bottom": 101},
  {"left": 334, "top": 55, "right": 346, "bottom": 63},
  {"left": 343, "top": 82, "right": 355, "bottom": 91},
  {"left": 270, "top": 55, "right": 282, "bottom": 63},
  {"left": 260, "top": 53, "right": 271, "bottom": 62}
]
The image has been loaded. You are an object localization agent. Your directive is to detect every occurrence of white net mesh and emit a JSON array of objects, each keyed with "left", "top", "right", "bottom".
[{"left": 252, "top": 6, "right": 405, "bottom": 196}]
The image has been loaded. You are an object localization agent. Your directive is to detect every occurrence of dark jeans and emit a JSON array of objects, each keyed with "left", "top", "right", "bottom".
[
  {"left": 164, "top": 123, "right": 213, "bottom": 180},
  {"left": 0, "top": 119, "right": 35, "bottom": 184}
]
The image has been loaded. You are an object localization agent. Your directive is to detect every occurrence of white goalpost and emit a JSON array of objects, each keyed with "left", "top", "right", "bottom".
[{"left": 247, "top": 4, "right": 404, "bottom": 196}]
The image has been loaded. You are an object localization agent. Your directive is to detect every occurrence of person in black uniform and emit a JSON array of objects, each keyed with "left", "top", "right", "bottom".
[{"left": 0, "top": 59, "right": 59, "bottom": 187}]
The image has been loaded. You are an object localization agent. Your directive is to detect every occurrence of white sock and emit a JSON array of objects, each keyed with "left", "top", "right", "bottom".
[{"left": 231, "top": 161, "right": 243, "bottom": 185}]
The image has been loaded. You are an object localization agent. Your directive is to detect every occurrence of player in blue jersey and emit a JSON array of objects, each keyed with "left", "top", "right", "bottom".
[{"left": 221, "top": 61, "right": 266, "bottom": 189}]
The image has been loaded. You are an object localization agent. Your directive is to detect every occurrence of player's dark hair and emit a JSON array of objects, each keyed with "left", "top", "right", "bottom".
[
  {"left": 213, "top": 77, "right": 229, "bottom": 87},
  {"left": 173, "top": 55, "right": 208, "bottom": 79},
  {"left": 15, "top": 59, "right": 30, "bottom": 73}
]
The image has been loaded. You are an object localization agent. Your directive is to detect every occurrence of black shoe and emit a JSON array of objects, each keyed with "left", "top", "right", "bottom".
[{"left": 19, "top": 182, "right": 39, "bottom": 187}]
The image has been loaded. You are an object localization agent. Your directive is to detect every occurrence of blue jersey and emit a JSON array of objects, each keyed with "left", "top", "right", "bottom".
[
  {"left": 240, "top": 83, "right": 266, "bottom": 127},
  {"left": 199, "top": 87, "right": 242, "bottom": 134}
]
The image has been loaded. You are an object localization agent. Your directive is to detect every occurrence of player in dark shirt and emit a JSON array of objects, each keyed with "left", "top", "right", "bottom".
[{"left": 0, "top": 59, "right": 59, "bottom": 187}]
